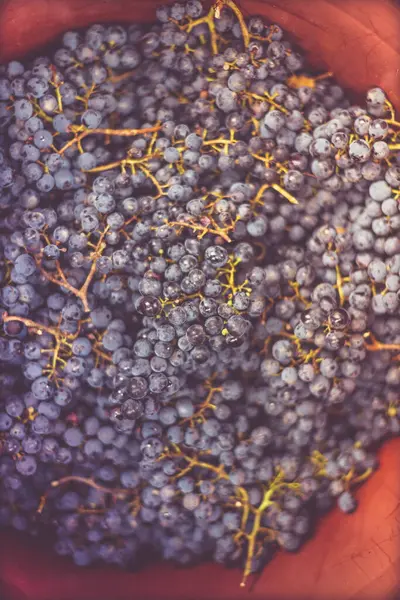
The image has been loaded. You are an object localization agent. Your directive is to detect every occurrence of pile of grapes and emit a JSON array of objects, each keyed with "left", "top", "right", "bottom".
[{"left": 0, "top": 0, "right": 399, "bottom": 586}]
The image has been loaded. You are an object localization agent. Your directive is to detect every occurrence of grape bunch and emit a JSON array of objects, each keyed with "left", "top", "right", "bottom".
[{"left": 0, "top": 0, "right": 399, "bottom": 586}]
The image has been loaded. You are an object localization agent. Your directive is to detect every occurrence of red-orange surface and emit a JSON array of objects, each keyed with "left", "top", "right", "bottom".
[
  {"left": 0, "top": 1, "right": 400, "bottom": 599},
  {"left": 1, "top": 0, "right": 400, "bottom": 109}
]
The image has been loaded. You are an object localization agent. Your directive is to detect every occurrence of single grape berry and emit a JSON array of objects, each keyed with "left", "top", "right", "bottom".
[{"left": 137, "top": 296, "right": 162, "bottom": 317}]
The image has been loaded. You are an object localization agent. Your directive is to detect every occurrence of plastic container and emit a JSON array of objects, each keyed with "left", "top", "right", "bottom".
[{"left": 0, "top": 1, "right": 399, "bottom": 598}]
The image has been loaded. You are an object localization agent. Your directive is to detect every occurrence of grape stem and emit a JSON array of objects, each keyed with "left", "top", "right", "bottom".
[
  {"left": 250, "top": 182, "right": 298, "bottom": 208},
  {"left": 240, "top": 470, "right": 301, "bottom": 587},
  {"left": 3, "top": 313, "right": 111, "bottom": 380},
  {"left": 180, "top": 374, "right": 222, "bottom": 425},
  {"left": 364, "top": 332, "right": 400, "bottom": 352},
  {"left": 174, "top": 0, "right": 249, "bottom": 56},
  {"left": 162, "top": 447, "right": 302, "bottom": 587},
  {"left": 37, "top": 476, "right": 131, "bottom": 514},
  {"left": 215, "top": 0, "right": 250, "bottom": 48},
  {"left": 165, "top": 444, "right": 251, "bottom": 530},
  {"left": 244, "top": 91, "right": 289, "bottom": 115},
  {"left": 58, "top": 125, "right": 162, "bottom": 155},
  {"left": 216, "top": 255, "right": 252, "bottom": 298},
  {"left": 287, "top": 72, "right": 333, "bottom": 90},
  {"left": 166, "top": 217, "right": 237, "bottom": 243},
  {"left": 37, "top": 226, "right": 109, "bottom": 312},
  {"left": 83, "top": 153, "right": 161, "bottom": 174},
  {"left": 51, "top": 475, "right": 127, "bottom": 497},
  {"left": 335, "top": 265, "right": 346, "bottom": 306},
  {"left": 3, "top": 314, "right": 63, "bottom": 340}
]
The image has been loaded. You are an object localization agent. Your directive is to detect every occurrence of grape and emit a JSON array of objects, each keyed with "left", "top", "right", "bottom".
[
  {"left": 0, "top": 413, "right": 13, "bottom": 431},
  {"left": 185, "top": 133, "right": 203, "bottom": 151},
  {"left": 97, "top": 426, "right": 115, "bottom": 445},
  {"left": 71, "top": 337, "right": 92, "bottom": 357},
  {"left": 227, "top": 72, "right": 246, "bottom": 93},
  {"left": 264, "top": 110, "right": 286, "bottom": 132},
  {"left": 83, "top": 439, "right": 103, "bottom": 458},
  {"left": 53, "top": 113, "right": 71, "bottom": 133},
  {"left": 337, "top": 491, "right": 357, "bottom": 513},
  {"left": 54, "top": 168, "right": 74, "bottom": 190},
  {"left": 94, "top": 192, "right": 116, "bottom": 213},
  {"left": 37, "top": 173, "right": 55, "bottom": 192},
  {"left": 56, "top": 448, "right": 73, "bottom": 464},
  {"left": 2, "top": 286, "right": 20, "bottom": 307},
  {"left": 102, "top": 330, "right": 124, "bottom": 351},
  {"left": 369, "top": 180, "right": 392, "bottom": 201},
  {"left": 14, "top": 99, "right": 33, "bottom": 121},
  {"left": 163, "top": 147, "right": 180, "bottom": 163},
  {"left": 0, "top": 9, "right": 398, "bottom": 584},
  {"left": 22, "top": 435, "right": 42, "bottom": 454},
  {"left": 23, "top": 362, "right": 43, "bottom": 380},
  {"left": 297, "top": 361, "right": 317, "bottom": 384},
  {"left": 32, "top": 129, "right": 53, "bottom": 149},
  {"left": 348, "top": 139, "right": 370, "bottom": 162},
  {"left": 137, "top": 296, "right": 162, "bottom": 317},
  {"left": 64, "top": 428, "right": 84, "bottom": 447},
  {"left": 15, "top": 456, "right": 37, "bottom": 476},
  {"left": 82, "top": 109, "right": 102, "bottom": 129},
  {"left": 26, "top": 77, "right": 49, "bottom": 98},
  {"left": 0, "top": 165, "right": 14, "bottom": 188},
  {"left": 247, "top": 215, "right": 268, "bottom": 237},
  {"left": 328, "top": 308, "right": 349, "bottom": 330},
  {"left": 216, "top": 88, "right": 237, "bottom": 113},
  {"left": 77, "top": 152, "right": 97, "bottom": 171},
  {"left": 157, "top": 324, "right": 176, "bottom": 342},
  {"left": 277, "top": 532, "right": 301, "bottom": 552},
  {"left": 272, "top": 340, "right": 293, "bottom": 365},
  {"left": 73, "top": 548, "right": 91, "bottom": 566}
]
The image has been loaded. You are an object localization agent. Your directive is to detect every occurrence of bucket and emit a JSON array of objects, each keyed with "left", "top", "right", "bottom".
[{"left": 0, "top": 1, "right": 399, "bottom": 598}]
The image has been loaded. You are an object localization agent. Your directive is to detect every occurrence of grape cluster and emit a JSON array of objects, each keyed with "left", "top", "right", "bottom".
[{"left": 0, "top": 0, "right": 400, "bottom": 586}]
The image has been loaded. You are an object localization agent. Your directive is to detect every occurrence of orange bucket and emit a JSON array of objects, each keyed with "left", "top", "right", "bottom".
[{"left": 0, "top": 1, "right": 399, "bottom": 598}]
